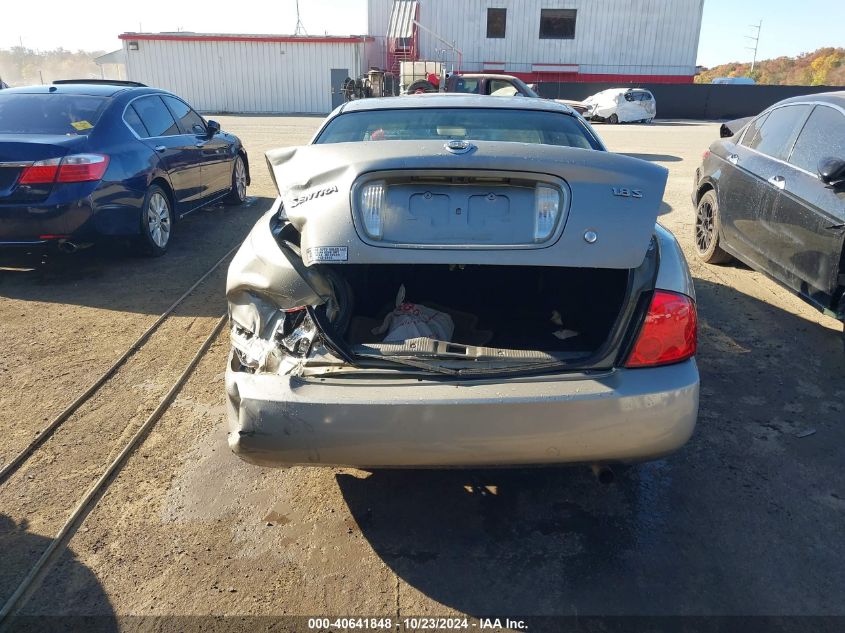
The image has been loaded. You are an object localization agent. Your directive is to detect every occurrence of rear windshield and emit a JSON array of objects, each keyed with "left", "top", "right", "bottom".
[
  {"left": 315, "top": 108, "right": 601, "bottom": 150},
  {"left": 0, "top": 94, "right": 109, "bottom": 135}
]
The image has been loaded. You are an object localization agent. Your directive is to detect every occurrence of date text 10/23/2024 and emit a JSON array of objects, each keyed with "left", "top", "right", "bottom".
[{"left": 307, "top": 617, "right": 529, "bottom": 630}]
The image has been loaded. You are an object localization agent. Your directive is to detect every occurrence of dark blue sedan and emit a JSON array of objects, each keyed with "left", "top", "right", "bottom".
[{"left": 0, "top": 80, "right": 249, "bottom": 256}]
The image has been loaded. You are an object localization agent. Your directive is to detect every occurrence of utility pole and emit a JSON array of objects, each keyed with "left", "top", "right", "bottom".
[
  {"left": 294, "top": 0, "right": 308, "bottom": 36},
  {"left": 745, "top": 19, "right": 762, "bottom": 73}
]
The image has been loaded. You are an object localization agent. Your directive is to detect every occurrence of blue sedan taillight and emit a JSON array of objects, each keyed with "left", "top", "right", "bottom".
[{"left": 18, "top": 154, "right": 109, "bottom": 184}]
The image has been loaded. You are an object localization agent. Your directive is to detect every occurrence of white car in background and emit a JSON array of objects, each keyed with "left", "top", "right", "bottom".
[{"left": 583, "top": 88, "right": 656, "bottom": 124}]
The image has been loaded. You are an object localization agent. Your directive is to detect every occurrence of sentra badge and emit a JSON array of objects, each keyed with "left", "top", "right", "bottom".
[{"left": 290, "top": 185, "right": 339, "bottom": 208}]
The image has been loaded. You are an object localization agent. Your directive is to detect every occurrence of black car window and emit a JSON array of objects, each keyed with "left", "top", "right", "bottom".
[
  {"left": 748, "top": 105, "right": 811, "bottom": 160},
  {"left": 788, "top": 105, "right": 845, "bottom": 175},
  {"left": 315, "top": 108, "right": 602, "bottom": 150},
  {"left": 0, "top": 93, "right": 108, "bottom": 135},
  {"left": 124, "top": 105, "right": 149, "bottom": 137},
  {"left": 162, "top": 96, "right": 207, "bottom": 135},
  {"left": 740, "top": 113, "right": 768, "bottom": 147},
  {"left": 133, "top": 96, "right": 180, "bottom": 137}
]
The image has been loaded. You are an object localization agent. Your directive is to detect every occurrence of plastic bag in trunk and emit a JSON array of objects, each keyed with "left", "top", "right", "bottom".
[{"left": 372, "top": 285, "right": 455, "bottom": 343}]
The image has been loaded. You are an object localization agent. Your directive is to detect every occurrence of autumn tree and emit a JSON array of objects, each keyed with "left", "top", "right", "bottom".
[{"left": 695, "top": 47, "right": 844, "bottom": 85}]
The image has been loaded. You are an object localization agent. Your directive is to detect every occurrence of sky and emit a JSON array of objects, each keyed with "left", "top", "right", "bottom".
[
  {"left": 697, "top": 0, "right": 843, "bottom": 66},
  {"left": 2, "top": 0, "right": 843, "bottom": 67}
]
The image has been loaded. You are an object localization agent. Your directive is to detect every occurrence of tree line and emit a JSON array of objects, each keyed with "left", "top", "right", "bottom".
[
  {"left": 696, "top": 47, "right": 845, "bottom": 86},
  {"left": 0, "top": 47, "right": 108, "bottom": 87}
]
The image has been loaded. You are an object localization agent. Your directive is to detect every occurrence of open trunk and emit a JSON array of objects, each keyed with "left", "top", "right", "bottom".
[
  {"left": 227, "top": 212, "right": 661, "bottom": 376},
  {"left": 332, "top": 264, "right": 630, "bottom": 357}
]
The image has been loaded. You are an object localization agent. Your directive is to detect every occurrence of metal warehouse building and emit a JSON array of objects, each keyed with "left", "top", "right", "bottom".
[
  {"left": 121, "top": 0, "right": 703, "bottom": 113},
  {"left": 367, "top": 0, "right": 705, "bottom": 83},
  {"left": 120, "top": 32, "right": 371, "bottom": 113}
]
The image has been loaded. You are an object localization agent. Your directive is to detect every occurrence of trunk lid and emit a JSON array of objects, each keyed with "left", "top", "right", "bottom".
[{"left": 267, "top": 140, "right": 667, "bottom": 269}]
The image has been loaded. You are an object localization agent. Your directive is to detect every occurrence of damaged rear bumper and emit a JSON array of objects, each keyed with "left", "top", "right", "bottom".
[{"left": 225, "top": 357, "right": 699, "bottom": 468}]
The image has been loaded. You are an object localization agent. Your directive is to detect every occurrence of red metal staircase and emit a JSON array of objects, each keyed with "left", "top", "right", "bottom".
[{"left": 387, "top": 0, "right": 420, "bottom": 77}]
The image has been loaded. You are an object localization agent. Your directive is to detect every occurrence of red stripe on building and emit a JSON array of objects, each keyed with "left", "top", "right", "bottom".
[{"left": 119, "top": 33, "right": 374, "bottom": 44}]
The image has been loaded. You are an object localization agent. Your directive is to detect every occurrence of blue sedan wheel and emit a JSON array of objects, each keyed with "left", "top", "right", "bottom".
[
  {"left": 225, "top": 155, "right": 248, "bottom": 205},
  {"left": 138, "top": 185, "right": 173, "bottom": 257}
]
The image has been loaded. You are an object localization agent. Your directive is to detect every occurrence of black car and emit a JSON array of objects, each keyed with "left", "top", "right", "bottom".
[
  {"left": 693, "top": 91, "right": 845, "bottom": 339},
  {"left": 0, "top": 80, "right": 249, "bottom": 256}
]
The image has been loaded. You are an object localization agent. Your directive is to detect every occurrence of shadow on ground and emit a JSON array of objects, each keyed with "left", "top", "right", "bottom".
[
  {"left": 0, "top": 197, "right": 272, "bottom": 317},
  {"left": 338, "top": 278, "right": 845, "bottom": 616},
  {"left": 649, "top": 121, "right": 716, "bottom": 127},
  {"left": 0, "top": 514, "right": 116, "bottom": 631}
]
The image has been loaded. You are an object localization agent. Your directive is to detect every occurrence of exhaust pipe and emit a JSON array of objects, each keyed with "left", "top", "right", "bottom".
[
  {"left": 591, "top": 464, "right": 615, "bottom": 485},
  {"left": 57, "top": 240, "right": 79, "bottom": 254}
]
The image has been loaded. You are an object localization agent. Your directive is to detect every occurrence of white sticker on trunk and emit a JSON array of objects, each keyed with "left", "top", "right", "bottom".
[{"left": 305, "top": 246, "right": 348, "bottom": 264}]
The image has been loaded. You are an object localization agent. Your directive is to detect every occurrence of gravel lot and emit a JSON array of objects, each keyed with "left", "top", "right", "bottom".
[{"left": 1, "top": 115, "right": 843, "bottom": 624}]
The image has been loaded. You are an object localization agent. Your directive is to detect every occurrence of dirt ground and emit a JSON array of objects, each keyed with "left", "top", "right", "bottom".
[{"left": 1, "top": 116, "right": 844, "bottom": 628}]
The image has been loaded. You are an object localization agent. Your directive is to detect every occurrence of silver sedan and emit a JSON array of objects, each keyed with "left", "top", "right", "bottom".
[{"left": 225, "top": 95, "right": 698, "bottom": 468}]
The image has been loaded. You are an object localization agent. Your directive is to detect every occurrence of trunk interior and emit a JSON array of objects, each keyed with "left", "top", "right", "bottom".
[{"left": 330, "top": 264, "right": 630, "bottom": 355}]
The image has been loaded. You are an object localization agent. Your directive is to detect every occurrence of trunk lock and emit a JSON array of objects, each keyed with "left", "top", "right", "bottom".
[{"left": 444, "top": 140, "right": 474, "bottom": 154}]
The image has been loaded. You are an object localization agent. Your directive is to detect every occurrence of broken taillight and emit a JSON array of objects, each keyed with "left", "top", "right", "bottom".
[{"left": 625, "top": 290, "right": 697, "bottom": 368}]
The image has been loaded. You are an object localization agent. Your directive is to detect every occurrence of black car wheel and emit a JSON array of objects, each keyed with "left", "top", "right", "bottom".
[
  {"left": 694, "top": 190, "right": 733, "bottom": 264},
  {"left": 608, "top": 113, "right": 619, "bottom": 124},
  {"left": 137, "top": 185, "right": 173, "bottom": 257},
  {"left": 225, "top": 155, "right": 248, "bottom": 205}
]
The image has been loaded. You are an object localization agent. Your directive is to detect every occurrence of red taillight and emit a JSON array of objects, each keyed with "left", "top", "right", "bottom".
[
  {"left": 625, "top": 290, "right": 697, "bottom": 368},
  {"left": 57, "top": 154, "right": 110, "bottom": 182},
  {"left": 18, "top": 158, "right": 61, "bottom": 184},
  {"left": 702, "top": 150, "right": 711, "bottom": 160},
  {"left": 18, "top": 154, "right": 109, "bottom": 185}
]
